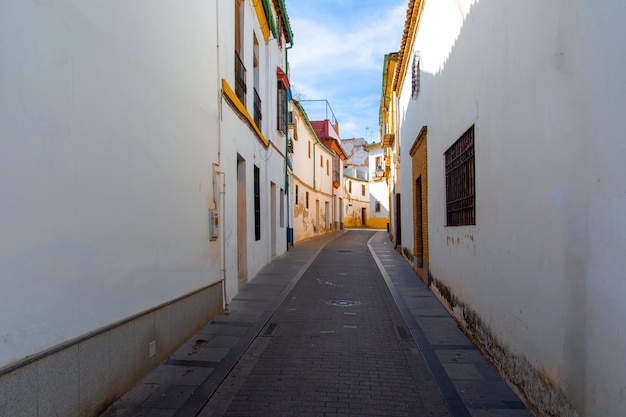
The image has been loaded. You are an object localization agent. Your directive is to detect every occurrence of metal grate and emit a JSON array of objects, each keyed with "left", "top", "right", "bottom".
[
  {"left": 411, "top": 51, "right": 420, "bottom": 100},
  {"left": 445, "top": 125, "right": 475, "bottom": 226},
  {"left": 235, "top": 51, "right": 247, "bottom": 106},
  {"left": 253, "top": 88, "right": 262, "bottom": 128}
]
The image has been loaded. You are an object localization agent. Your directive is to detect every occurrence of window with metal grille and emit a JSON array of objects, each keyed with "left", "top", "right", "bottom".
[
  {"left": 411, "top": 51, "right": 420, "bottom": 100},
  {"left": 235, "top": 52, "right": 247, "bottom": 106},
  {"left": 277, "top": 81, "right": 287, "bottom": 134},
  {"left": 254, "top": 165, "right": 261, "bottom": 240},
  {"left": 445, "top": 125, "right": 475, "bottom": 226}
]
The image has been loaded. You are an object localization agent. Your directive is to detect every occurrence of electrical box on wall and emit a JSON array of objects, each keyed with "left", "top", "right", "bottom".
[{"left": 209, "top": 209, "right": 219, "bottom": 241}]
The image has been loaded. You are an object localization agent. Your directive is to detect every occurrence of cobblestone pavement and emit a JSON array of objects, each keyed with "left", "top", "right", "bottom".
[{"left": 199, "top": 231, "right": 451, "bottom": 417}]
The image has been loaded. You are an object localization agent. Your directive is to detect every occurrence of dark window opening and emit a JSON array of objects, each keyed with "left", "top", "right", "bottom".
[
  {"left": 277, "top": 81, "right": 287, "bottom": 134},
  {"left": 445, "top": 125, "right": 475, "bottom": 226},
  {"left": 254, "top": 165, "right": 261, "bottom": 240},
  {"left": 411, "top": 51, "right": 420, "bottom": 100}
]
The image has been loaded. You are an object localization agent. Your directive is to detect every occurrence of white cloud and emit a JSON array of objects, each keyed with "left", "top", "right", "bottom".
[{"left": 287, "top": 1, "right": 406, "bottom": 140}]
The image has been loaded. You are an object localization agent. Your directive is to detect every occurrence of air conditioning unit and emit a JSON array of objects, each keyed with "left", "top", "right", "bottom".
[{"left": 288, "top": 111, "right": 295, "bottom": 125}]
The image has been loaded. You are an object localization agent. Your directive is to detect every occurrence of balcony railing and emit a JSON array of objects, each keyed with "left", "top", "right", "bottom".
[
  {"left": 235, "top": 51, "right": 247, "bottom": 106},
  {"left": 253, "top": 88, "right": 262, "bottom": 128}
]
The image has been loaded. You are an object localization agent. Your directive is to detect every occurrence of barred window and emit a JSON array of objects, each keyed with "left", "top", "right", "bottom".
[
  {"left": 411, "top": 52, "right": 420, "bottom": 100},
  {"left": 277, "top": 81, "right": 287, "bottom": 134},
  {"left": 445, "top": 125, "right": 475, "bottom": 226}
]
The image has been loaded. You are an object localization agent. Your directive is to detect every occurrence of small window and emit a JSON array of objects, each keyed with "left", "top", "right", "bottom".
[
  {"left": 411, "top": 51, "right": 420, "bottom": 100},
  {"left": 308, "top": 142, "right": 311, "bottom": 158},
  {"left": 375, "top": 201, "right": 381, "bottom": 212},
  {"left": 326, "top": 160, "right": 329, "bottom": 176},
  {"left": 445, "top": 125, "right": 475, "bottom": 226},
  {"left": 306, "top": 191, "right": 309, "bottom": 209},
  {"left": 361, "top": 184, "right": 366, "bottom": 196},
  {"left": 295, "top": 184, "right": 299, "bottom": 205},
  {"left": 320, "top": 155, "right": 323, "bottom": 167},
  {"left": 348, "top": 181, "right": 352, "bottom": 193}
]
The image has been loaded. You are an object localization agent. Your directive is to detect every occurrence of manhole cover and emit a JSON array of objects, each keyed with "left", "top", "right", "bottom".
[{"left": 326, "top": 300, "right": 361, "bottom": 308}]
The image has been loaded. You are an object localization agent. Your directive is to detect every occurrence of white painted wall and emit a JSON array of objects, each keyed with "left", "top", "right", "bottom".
[
  {"left": 0, "top": 0, "right": 291, "bottom": 372},
  {"left": 218, "top": 0, "right": 289, "bottom": 300},
  {"left": 367, "top": 146, "right": 390, "bottom": 220},
  {"left": 0, "top": 0, "right": 222, "bottom": 368},
  {"left": 396, "top": 0, "right": 626, "bottom": 415},
  {"left": 289, "top": 104, "right": 336, "bottom": 242}
]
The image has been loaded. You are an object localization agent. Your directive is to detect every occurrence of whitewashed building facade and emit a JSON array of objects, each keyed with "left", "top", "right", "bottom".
[
  {"left": 288, "top": 100, "right": 345, "bottom": 242},
  {"left": 385, "top": 1, "right": 626, "bottom": 416},
  {"left": 0, "top": 1, "right": 293, "bottom": 415}
]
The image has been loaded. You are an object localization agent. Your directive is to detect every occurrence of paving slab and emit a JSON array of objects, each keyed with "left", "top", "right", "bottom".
[{"left": 101, "top": 230, "right": 533, "bottom": 417}]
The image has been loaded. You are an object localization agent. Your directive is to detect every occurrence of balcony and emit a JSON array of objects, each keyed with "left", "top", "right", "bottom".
[
  {"left": 235, "top": 51, "right": 247, "bottom": 106},
  {"left": 253, "top": 88, "right": 262, "bottom": 128}
]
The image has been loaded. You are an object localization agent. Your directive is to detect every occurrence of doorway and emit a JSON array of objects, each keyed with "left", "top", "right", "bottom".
[
  {"left": 270, "top": 182, "right": 277, "bottom": 257},
  {"left": 415, "top": 177, "right": 423, "bottom": 267},
  {"left": 237, "top": 155, "right": 247, "bottom": 288}
]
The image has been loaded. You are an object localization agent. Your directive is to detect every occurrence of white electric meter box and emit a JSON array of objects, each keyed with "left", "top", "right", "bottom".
[{"left": 209, "top": 209, "right": 219, "bottom": 241}]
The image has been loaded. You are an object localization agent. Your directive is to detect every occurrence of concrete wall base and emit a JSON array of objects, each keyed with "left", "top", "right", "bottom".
[{"left": 0, "top": 282, "right": 224, "bottom": 417}]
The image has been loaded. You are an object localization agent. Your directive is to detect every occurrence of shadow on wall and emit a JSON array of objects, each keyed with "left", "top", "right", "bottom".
[{"left": 395, "top": 1, "right": 594, "bottom": 416}]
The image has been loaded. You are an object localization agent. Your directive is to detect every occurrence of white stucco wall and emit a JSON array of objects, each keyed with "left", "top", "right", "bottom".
[
  {"left": 0, "top": 1, "right": 222, "bottom": 368},
  {"left": 0, "top": 0, "right": 291, "bottom": 371},
  {"left": 218, "top": 0, "right": 289, "bottom": 301},
  {"left": 396, "top": 0, "right": 626, "bottom": 415},
  {"left": 289, "top": 105, "right": 336, "bottom": 242},
  {"left": 367, "top": 146, "right": 389, "bottom": 220}
]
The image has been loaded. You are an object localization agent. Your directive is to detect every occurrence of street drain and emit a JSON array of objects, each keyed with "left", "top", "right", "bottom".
[
  {"left": 395, "top": 326, "right": 411, "bottom": 340},
  {"left": 262, "top": 323, "right": 278, "bottom": 336},
  {"left": 337, "top": 250, "right": 353, "bottom": 253},
  {"left": 326, "top": 300, "right": 361, "bottom": 308}
]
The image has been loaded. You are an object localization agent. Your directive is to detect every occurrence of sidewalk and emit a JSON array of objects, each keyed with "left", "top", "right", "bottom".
[{"left": 101, "top": 230, "right": 532, "bottom": 417}]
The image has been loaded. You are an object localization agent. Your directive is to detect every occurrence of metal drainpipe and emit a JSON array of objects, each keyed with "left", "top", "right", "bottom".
[
  {"left": 215, "top": 0, "right": 228, "bottom": 308},
  {"left": 313, "top": 141, "right": 316, "bottom": 190},
  {"left": 284, "top": 40, "right": 293, "bottom": 249}
]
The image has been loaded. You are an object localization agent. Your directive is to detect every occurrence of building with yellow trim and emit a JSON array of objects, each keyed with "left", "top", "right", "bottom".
[
  {"left": 382, "top": 1, "right": 626, "bottom": 416},
  {"left": 0, "top": 0, "right": 294, "bottom": 414}
]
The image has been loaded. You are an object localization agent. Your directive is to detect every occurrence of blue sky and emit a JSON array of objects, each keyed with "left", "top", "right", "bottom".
[{"left": 285, "top": 0, "right": 407, "bottom": 142}]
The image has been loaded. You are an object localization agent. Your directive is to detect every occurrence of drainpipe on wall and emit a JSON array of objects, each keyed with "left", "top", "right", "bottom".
[
  {"left": 313, "top": 142, "right": 316, "bottom": 190},
  {"left": 284, "top": 37, "right": 294, "bottom": 248},
  {"left": 215, "top": 0, "right": 227, "bottom": 308}
]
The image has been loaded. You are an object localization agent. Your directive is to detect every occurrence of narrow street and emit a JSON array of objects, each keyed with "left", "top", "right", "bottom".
[{"left": 102, "top": 231, "right": 531, "bottom": 417}]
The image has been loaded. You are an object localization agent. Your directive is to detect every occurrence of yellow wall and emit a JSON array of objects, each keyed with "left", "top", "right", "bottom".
[{"left": 366, "top": 217, "right": 389, "bottom": 229}]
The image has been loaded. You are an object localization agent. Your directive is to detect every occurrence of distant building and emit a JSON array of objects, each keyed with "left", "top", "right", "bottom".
[
  {"left": 288, "top": 100, "right": 346, "bottom": 243},
  {"left": 342, "top": 138, "right": 389, "bottom": 228}
]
